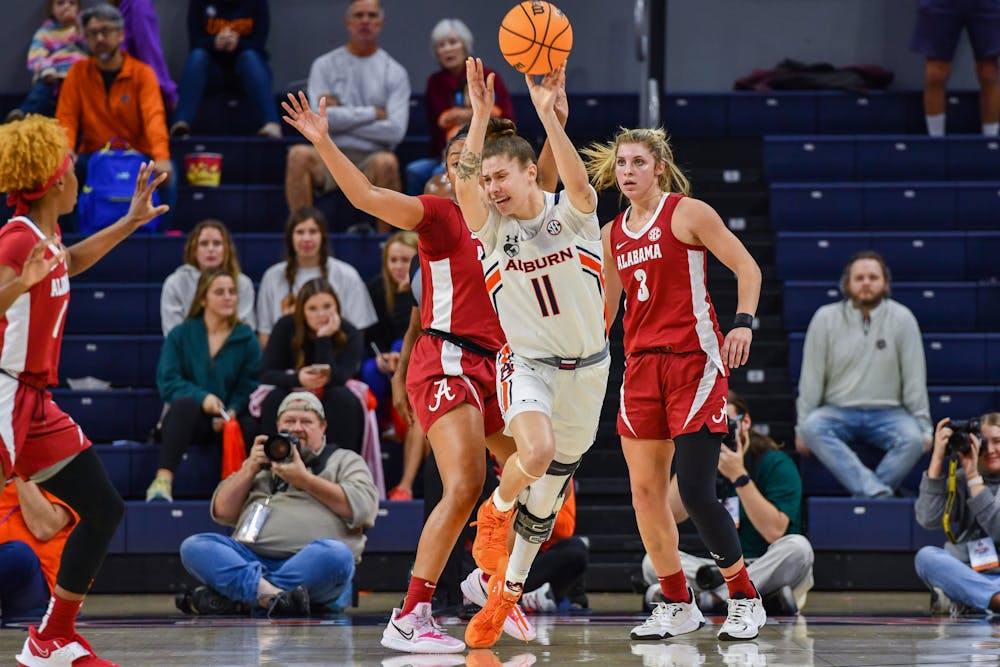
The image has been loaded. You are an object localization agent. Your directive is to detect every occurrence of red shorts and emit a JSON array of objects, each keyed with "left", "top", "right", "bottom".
[
  {"left": 0, "top": 381, "right": 92, "bottom": 479},
  {"left": 617, "top": 350, "right": 729, "bottom": 441},
  {"left": 405, "top": 333, "right": 504, "bottom": 435}
]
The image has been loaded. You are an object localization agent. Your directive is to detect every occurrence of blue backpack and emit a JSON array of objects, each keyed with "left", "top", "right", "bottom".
[{"left": 78, "top": 142, "right": 161, "bottom": 234}]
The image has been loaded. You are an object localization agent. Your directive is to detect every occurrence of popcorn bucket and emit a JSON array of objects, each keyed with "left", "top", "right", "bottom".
[{"left": 184, "top": 152, "right": 223, "bottom": 187}]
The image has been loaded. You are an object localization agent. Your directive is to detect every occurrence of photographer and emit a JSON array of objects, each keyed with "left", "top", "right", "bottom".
[
  {"left": 642, "top": 393, "right": 814, "bottom": 616},
  {"left": 914, "top": 414, "right": 1000, "bottom": 615},
  {"left": 179, "top": 392, "right": 378, "bottom": 616}
]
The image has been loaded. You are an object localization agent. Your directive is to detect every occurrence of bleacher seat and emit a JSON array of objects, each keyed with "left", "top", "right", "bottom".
[
  {"left": 955, "top": 182, "right": 1000, "bottom": 229},
  {"left": 770, "top": 183, "right": 864, "bottom": 230},
  {"left": 60, "top": 335, "right": 160, "bottom": 387},
  {"left": 862, "top": 183, "right": 955, "bottom": 230},
  {"left": 775, "top": 232, "right": 869, "bottom": 281},
  {"left": 948, "top": 137, "right": 1000, "bottom": 179},
  {"left": 928, "top": 386, "right": 998, "bottom": 422},
  {"left": 67, "top": 283, "right": 159, "bottom": 334},
  {"left": 50, "top": 388, "right": 159, "bottom": 442},
  {"left": 125, "top": 500, "right": 227, "bottom": 553},
  {"left": 815, "top": 93, "right": 916, "bottom": 134},
  {"left": 364, "top": 500, "right": 424, "bottom": 552},
  {"left": 807, "top": 497, "right": 922, "bottom": 551},
  {"left": 764, "top": 136, "right": 856, "bottom": 182},
  {"left": 856, "top": 138, "right": 947, "bottom": 180},
  {"left": 662, "top": 94, "right": 729, "bottom": 137},
  {"left": 729, "top": 92, "right": 818, "bottom": 136},
  {"left": 869, "top": 233, "right": 965, "bottom": 281},
  {"left": 988, "top": 335, "right": 1000, "bottom": 380},
  {"left": 173, "top": 187, "right": 246, "bottom": 233}
]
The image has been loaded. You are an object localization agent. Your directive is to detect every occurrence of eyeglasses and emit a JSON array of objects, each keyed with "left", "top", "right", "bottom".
[{"left": 85, "top": 26, "right": 121, "bottom": 39}]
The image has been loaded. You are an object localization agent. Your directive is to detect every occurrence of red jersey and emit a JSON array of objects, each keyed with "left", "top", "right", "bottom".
[
  {"left": 415, "top": 196, "right": 504, "bottom": 352},
  {"left": 610, "top": 194, "right": 725, "bottom": 370},
  {"left": 0, "top": 217, "right": 70, "bottom": 388}
]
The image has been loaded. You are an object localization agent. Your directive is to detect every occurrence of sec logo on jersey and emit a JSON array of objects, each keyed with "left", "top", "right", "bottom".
[
  {"left": 647, "top": 227, "right": 661, "bottom": 242},
  {"left": 546, "top": 220, "right": 562, "bottom": 236}
]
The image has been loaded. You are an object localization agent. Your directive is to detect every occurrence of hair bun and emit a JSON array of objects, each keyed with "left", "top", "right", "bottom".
[{"left": 484, "top": 117, "right": 517, "bottom": 140}]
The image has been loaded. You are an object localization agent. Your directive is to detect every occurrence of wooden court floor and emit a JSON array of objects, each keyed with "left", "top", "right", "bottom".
[{"left": 2, "top": 592, "right": 999, "bottom": 666}]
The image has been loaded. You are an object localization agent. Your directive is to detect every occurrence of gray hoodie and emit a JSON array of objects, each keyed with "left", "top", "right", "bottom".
[{"left": 159, "top": 264, "right": 257, "bottom": 336}]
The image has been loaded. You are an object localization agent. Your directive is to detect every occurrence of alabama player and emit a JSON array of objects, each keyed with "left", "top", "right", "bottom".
[
  {"left": 281, "top": 89, "right": 565, "bottom": 653},
  {"left": 0, "top": 115, "right": 167, "bottom": 666},
  {"left": 454, "top": 58, "right": 609, "bottom": 649},
  {"left": 583, "top": 127, "right": 765, "bottom": 641}
]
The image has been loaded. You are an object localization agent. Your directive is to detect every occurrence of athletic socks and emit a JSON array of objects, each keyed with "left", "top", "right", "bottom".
[
  {"left": 506, "top": 536, "right": 542, "bottom": 592},
  {"left": 37, "top": 594, "right": 83, "bottom": 640},
  {"left": 925, "top": 113, "right": 945, "bottom": 137},
  {"left": 493, "top": 487, "right": 515, "bottom": 513},
  {"left": 724, "top": 566, "right": 759, "bottom": 600},
  {"left": 658, "top": 570, "right": 691, "bottom": 604},
  {"left": 399, "top": 576, "right": 436, "bottom": 617},
  {"left": 984, "top": 122, "right": 999, "bottom": 137}
]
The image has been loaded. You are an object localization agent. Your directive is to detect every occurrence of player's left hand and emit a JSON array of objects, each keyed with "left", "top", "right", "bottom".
[
  {"left": 282, "top": 91, "right": 330, "bottom": 145},
  {"left": 123, "top": 161, "right": 169, "bottom": 228},
  {"left": 18, "top": 237, "right": 66, "bottom": 290},
  {"left": 721, "top": 326, "right": 752, "bottom": 369},
  {"left": 465, "top": 57, "right": 496, "bottom": 121},
  {"left": 525, "top": 62, "right": 566, "bottom": 118}
]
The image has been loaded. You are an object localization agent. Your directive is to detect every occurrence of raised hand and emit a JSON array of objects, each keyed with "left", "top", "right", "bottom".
[
  {"left": 19, "top": 237, "right": 65, "bottom": 289},
  {"left": 124, "top": 161, "right": 170, "bottom": 228},
  {"left": 525, "top": 62, "right": 566, "bottom": 118},
  {"left": 553, "top": 61, "right": 569, "bottom": 126},
  {"left": 282, "top": 91, "right": 330, "bottom": 145},
  {"left": 465, "top": 57, "right": 496, "bottom": 120}
]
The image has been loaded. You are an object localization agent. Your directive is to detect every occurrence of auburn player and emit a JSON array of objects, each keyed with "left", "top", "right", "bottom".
[
  {"left": 583, "top": 127, "right": 765, "bottom": 641},
  {"left": 281, "top": 89, "right": 566, "bottom": 653},
  {"left": 0, "top": 115, "right": 167, "bottom": 667},
  {"left": 454, "top": 58, "right": 609, "bottom": 649}
]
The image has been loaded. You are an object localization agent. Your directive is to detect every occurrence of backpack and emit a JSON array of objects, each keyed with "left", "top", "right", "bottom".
[{"left": 78, "top": 141, "right": 161, "bottom": 234}]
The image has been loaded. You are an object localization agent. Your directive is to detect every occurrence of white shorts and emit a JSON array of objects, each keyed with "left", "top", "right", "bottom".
[{"left": 496, "top": 347, "right": 610, "bottom": 460}]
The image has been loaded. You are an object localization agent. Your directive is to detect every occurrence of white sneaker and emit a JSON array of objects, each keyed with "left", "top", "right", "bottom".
[
  {"left": 631, "top": 642, "right": 706, "bottom": 666},
  {"left": 380, "top": 655, "right": 465, "bottom": 667},
  {"left": 630, "top": 588, "right": 705, "bottom": 640},
  {"left": 717, "top": 595, "right": 767, "bottom": 641},
  {"left": 460, "top": 568, "right": 536, "bottom": 641},
  {"left": 380, "top": 603, "right": 465, "bottom": 654},
  {"left": 520, "top": 582, "right": 559, "bottom": 613},
  {"left": 718, "top": 642, "right": 766, "bottom": 666}
]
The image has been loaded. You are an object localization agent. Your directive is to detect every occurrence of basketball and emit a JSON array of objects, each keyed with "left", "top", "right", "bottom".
[{"left": 498, "top": 1, "right": 573, "bottom": 76}]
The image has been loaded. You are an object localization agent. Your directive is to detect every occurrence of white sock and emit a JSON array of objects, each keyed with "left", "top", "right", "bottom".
[
  {"left": 506, "top": 535, "right": 543, "bottom": 590},
  {"left": 493, "top": 487, "right": 515, "bottom": 512},
  {"left": 983, "top": 122, "right": 999, "bottom": 137},
  {"left": 926, "top": 113, "right": 945, "bottom": 137}
]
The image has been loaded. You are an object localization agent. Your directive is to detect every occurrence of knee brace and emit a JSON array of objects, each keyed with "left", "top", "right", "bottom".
[{"left": 513, "top": 458, "right": 579, "bottom": 544}]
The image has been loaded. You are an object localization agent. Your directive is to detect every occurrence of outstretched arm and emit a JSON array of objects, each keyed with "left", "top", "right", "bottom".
[
  {"left": 282, "top": 92, "right": 424, "bottom": 230},
  {"left": 601, "top": 222, "right": 623, "bottom": 326},
  {"left": 454, "top": 58, "right": 492, "bottom": 232},
  {"left": 527, "top": 63, "right": 595, "bottom": 214},
  {"left": 535, "top": 65, "right": 568, "bottom": 193}
]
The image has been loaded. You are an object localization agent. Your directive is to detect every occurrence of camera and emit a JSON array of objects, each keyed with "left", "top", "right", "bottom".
[
  {"left": 263, "top": 431, "right": 301, "bottom": 463},
  {"left": 946, "top": 418, "right": 981, "bottom": 457},
  {"left": 722, "top": 415, "right": 744, "bottom": 451}
]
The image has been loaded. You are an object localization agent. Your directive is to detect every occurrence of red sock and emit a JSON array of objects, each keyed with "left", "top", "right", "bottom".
[
  {"left": 399, "top": 576, "right": 436, "bottom": 616},
  {"left": 37, "top": 594, "right": 83, "bottom": 640},
  {"left": 657, "top": 570, "right": 691, "bottom": 604},
  {"left": 724, "top": 566, "right": 758, "bottom": 599}
]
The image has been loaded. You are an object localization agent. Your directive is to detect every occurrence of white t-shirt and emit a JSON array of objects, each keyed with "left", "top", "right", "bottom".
[{"left": 477, "top": 188, "right": 606, "bottom": 360}]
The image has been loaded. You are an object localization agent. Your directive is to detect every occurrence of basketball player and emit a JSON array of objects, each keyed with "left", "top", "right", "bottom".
[
  {"left": 281, "top": 89, "right": 565, "bottom": 653},
  {"left": 0, "top": 115, "right": 167, "bottom": 666},
  {"left": 454, "top": 58, "right": 609, "bottom": 649},
  {"left": 583, "top": 128, "right": 766, "bottom": 640}
]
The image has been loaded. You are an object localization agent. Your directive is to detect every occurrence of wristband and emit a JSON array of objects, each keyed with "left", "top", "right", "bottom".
[
  {"left": 732, "top": 474, "right": 751, "bottom": 488},
  {"left": 732, "top": 313, "right": 754, "bottom": 330},
  {"left": 967, "top": 475, "right": 984, "bottom": 488}
]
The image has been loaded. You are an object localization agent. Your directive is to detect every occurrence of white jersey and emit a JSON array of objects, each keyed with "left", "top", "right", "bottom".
[{"left": 478, "top": 188, "right": 607, "bottom": 360}]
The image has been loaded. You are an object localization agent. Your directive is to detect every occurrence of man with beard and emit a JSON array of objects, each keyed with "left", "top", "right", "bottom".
[{"left": 795, "top": 251, "right": 932, "bottom": 497}]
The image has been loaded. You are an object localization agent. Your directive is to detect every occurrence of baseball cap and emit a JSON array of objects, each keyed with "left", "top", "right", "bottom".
[{"left": 277, "top": 391, "right": 326, "bottom": 420}]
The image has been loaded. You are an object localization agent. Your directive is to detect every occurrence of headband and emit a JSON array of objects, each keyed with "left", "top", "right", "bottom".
[{"left": 5, "top": 154, "right": 73, "bottom": 218}]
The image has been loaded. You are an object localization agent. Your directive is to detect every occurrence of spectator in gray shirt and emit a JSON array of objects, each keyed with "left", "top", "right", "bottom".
[
  {"left": 284, "top": 0, "right": 409, "bottom": 233},
  {"left": 796, "top": 251, "right": 931, "bottom": 497}
]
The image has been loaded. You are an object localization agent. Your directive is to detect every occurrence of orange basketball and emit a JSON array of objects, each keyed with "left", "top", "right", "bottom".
[{"left": 498, "top": 1, "right": 573, "bottom": 76}]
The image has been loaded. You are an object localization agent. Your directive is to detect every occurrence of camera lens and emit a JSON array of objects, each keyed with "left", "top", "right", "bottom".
[{"left": 264, "top": 434, "right": 292, "bottom": 462}]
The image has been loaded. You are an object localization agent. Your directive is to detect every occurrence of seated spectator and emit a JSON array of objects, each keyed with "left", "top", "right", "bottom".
[
  {"left": 147, "top": 268, "right": 260, "bottom": 502},
  {"left": 56, "top": 3, "right": 175, "bottom": 227},
  {"left": 179, "top": 391, "right": 378, "bottom": 615},
  {"left": 109, "top": 0, "right": 178, "bottom": 110},
  {"left": 796, "top": 251, "right": 931, "bottom": 497},
  {"left": 160, "top": 219, "right": 256, "bottom": 336},
  {"left": 255, "top": 207, "right": 377, "bottom": 348},
  {"left": 0, "top": 478, "right": 76, "bottom": 625},
  {"left": 284, "top": 0, "right": 409, "bottom": 232},
  {"left": 405, "top": 18, "right": 514, "bottom": 195},
  {"left": 915, "top": 413, "right": 1000, "bottom": 615},
  {"left": 258, "top": 278, "right": 364, "bottom": 454},
  {"left": 644, "top": 393, "right": 813, "bottom": 616},
  {"left": 464, "top": 482, "right": 589, "bottom": 616},
  {"left": 170, "top": 0, "right": 280, "bottom": 139},
  {"left": 5, "top": 0, "right": 88, "bottom": 123}
]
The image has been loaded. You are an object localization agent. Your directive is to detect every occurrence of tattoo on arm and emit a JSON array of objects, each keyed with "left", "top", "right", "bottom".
[{"left": 456, "top": 151, "right": 482, "bottom": 181}]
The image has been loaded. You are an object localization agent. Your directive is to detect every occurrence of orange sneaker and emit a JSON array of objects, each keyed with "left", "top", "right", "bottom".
[
  {"left": 464, "top": 556, "right": 531, "bottom": 649},
  {"left": 470, "top": 495, "right": 516, "bottom": 575}
]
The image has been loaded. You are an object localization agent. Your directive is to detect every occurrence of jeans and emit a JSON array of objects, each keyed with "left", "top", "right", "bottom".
[
  {"left": 180, "top": 533, "right": 354, "bottom": 609},
  {"left": 20, "top": 80, "right": 57, "bottom": 116},
  {"left": 915, "top": 545, "right": 1000, "bottom": 612},
  {"left": 174, "top": 47, "right": 279, "bottom": 127},
  {"left": 799, "top": 406, "right": 925, "bottom": 497},
  {"left": 0, "top": 540, "right": 50, "bottom": 623}
]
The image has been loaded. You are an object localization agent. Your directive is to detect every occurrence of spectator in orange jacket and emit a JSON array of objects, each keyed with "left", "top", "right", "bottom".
[
  {"left": 56, "top": 3, "right": 175, "bottom": 228},
  {"left": 0, "top": 478, "right": 77, "bottom": 625}
]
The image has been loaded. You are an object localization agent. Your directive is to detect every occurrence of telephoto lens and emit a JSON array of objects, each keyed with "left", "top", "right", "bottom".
[{"left": 264, "top": 431, "right": 300, "bottom": 463}]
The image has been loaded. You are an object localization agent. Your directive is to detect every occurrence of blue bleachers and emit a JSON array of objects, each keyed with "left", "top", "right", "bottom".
[
  {"left": 60, "top": 335, "right": 161, "bottom": 386},
  {"left": 51, "top": 389, "right": 159, "bottom": 442},
  {"left": 807, "top": 498, "right": 942, "bottom": 551}
]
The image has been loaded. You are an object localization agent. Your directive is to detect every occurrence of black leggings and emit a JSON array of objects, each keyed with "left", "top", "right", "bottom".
[
  {"left": 674, "top": 426, "right": 744, "bottom": 569},
  {"left": 39, "top": 448, "right": 125, "bottom": 594},
  {"left": 524, "top": 536, "right": 589, "bottom": 600},
  {"left": 158, "top": 396, "right": 219, "bottom": 472}
]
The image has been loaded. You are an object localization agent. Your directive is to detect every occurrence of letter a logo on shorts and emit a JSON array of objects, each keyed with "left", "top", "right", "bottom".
[
  {"left": 428, "top": 378, "right": 457, "bottom": 412},
  {"left": 711, "top": 396, "right": 728, "bottom": 424}
]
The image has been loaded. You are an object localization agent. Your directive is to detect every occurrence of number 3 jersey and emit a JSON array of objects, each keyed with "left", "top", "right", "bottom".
[
  {"left": 610, "top": 193, "right": 725, "bottom": 372},
  {"left": 477, "top": 188, "right": 607, "bottom": 360}
]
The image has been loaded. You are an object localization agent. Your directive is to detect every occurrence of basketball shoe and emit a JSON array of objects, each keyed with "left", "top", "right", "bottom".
[
  {"left": 465, "top": 556, "right": 532, "bottom": 649},
  {"left": 470, "top": 494, "right": 516, "bottom": 575},
  {"left": 16, "top": 626, "right": 119, "bottom": 666},
  {"left": 630, "top": 587, "right": 705, "bottom": 640},
  {"left": 380, "top": 602, "right": 465, "bottom": 654},
  {"left": 461, "top": 567, "right": 536, "bottom": 640},
  {"left": 717, "top": 593, "right": 767, "bottom": 641}
]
